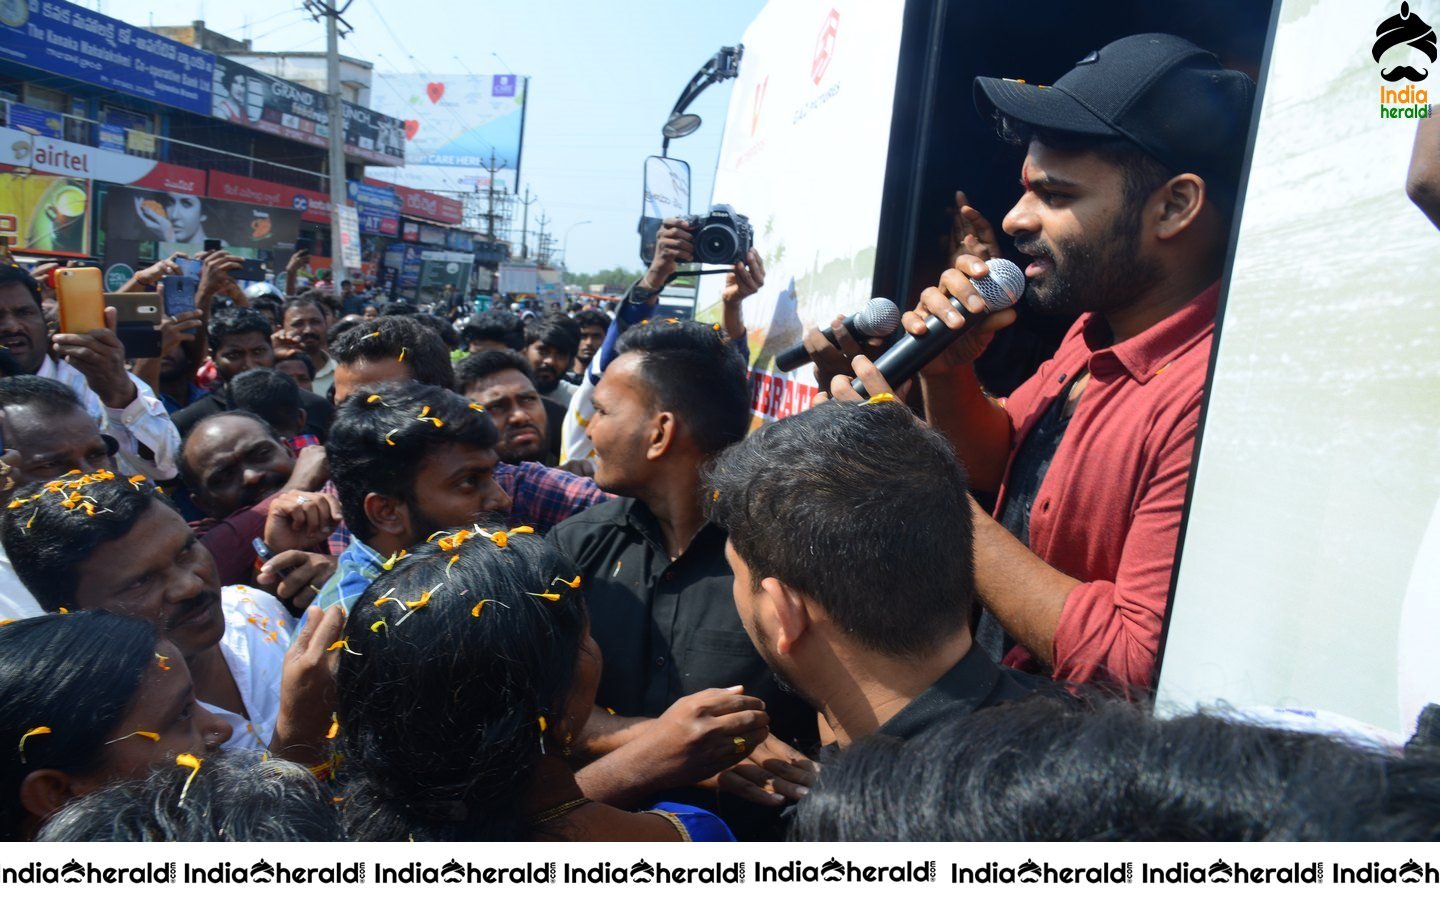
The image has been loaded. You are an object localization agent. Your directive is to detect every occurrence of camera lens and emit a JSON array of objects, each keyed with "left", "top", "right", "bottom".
[{"left": 696, "top": 224, "right": 738, "bottom": 264}]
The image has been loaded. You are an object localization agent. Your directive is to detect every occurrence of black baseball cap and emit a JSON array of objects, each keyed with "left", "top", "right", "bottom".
[{"left": 974, "top": 33, "right": 1255, "bottom": 186}]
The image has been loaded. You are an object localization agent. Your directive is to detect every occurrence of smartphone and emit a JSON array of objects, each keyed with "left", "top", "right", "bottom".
[
  {"left": 294, "top": 237, "right": 313, "bottom": 255},
  {"left": 108, "top": 292, "right": 163, "bottom": 358},
  {"left": 234, "top": 257, "right": 267, "bottom": 282},
  {"left": 160, "top": 275, "right": 197, "bottom": 316},
  {"left": 55, "top": 267, "right": 107, "bottom": 333},
  {"left": 203, "top": 238, "right": 223, "bottom": 253}
]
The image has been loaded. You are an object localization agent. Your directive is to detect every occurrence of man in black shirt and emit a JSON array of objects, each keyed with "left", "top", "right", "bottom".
[
  {"left": 549, "top": 320, "right": 817, "bottom": 831},
  {"left": 169, "top": 308, "right": 333, "bottom": 439},
  {"left": 705, "top": 398, "right": 1048, "bottom": 798}
]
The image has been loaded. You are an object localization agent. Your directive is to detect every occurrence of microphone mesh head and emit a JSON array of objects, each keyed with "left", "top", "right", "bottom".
[
  {"left": 972, "top": 258, "right": 1025, "bottom": 312},
  {"left": 854, "top": 297, "right": 902, "bottom": 338}
]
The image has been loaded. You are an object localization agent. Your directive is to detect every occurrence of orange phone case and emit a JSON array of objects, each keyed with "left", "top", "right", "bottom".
[{"left": 55, "top": 267, "right": 108, "bottom": 334}]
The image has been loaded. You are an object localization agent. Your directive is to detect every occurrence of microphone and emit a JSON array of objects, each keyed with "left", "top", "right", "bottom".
[
  {"left": 775, "top": 297, "right": 902, "bottom": 372},
  {"left": 851, "top": 258, "right": 1025, "bottom": 397}
]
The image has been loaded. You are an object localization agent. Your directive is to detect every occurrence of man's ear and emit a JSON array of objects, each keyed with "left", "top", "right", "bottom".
[
  {"left": 644, "top": 410, "right": 678, "bottom": 461},
  {"left": 363, "top": 492, "right": 410, "bottom": 540},
  {"left": 761, "top": 576, "right": 811, "bottom": 656},
  {"left": 1153, "top": 173, "right": 1206, "bottom": 241},
  {"left": 19, "top": 768, "right": 78, "bottom": 824}
]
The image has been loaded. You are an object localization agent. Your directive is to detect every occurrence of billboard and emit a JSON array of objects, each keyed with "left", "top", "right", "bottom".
[
  {"left": 211, "top": 57, "right": 406, "bottom": 167},
  {"left": 370, "top": 73, "right": 526, "bottom": 193},
  {"left": 698, "top": 1, "right": 907, "bottom": 423},
  {"left": 0, "top": 0, "right": 214, "bottom": 115},
  {"left": 347, "top": 180, "right": 400, "bottom": 236},
  {"left": 1, "top": 127, "right": 206, "bottom": 194},
  {"left": 103, "top": 184, "right": 301, "bottom": 256},
  {"left": 0, "top": 173, "right": 91, "bottom": 256},
  {"left": 1156, "top": 0, "right": 1440, "bottom": 739}
]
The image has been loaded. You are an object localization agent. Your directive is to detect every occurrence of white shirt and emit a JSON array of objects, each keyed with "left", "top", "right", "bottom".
[
  {"left": 200, "top": 585, "right": 296, "bottom": 752},
  {"left": 0, "top": 542, "right": 43, "bottom": 621},
  {"left": 36, "top": 356, "right": 181, "bottom": 481}
]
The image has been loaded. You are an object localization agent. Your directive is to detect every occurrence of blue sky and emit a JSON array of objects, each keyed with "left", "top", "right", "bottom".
[{"left": 100, "top": 0, "right": 768, "bottom": 273}]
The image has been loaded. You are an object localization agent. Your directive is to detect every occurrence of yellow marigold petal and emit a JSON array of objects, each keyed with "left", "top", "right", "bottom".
[
  {"left": 509, "top": 526, "right": 535, "bottom": 536},
  {"left": 105, "top": 730, "right": 160, "bottom": 745},
  {"left": 175, "top": 753, "right": 202, "bottom": 806},
  {"left": 384, "top": 429, "right": 398, "bottom": 447},
  {"left": 712, "top": 489, "right": 720, "bottom": 502},
  {"left": 398, "top": 348, "right": 407, "bottom": 362},
  {"left": 57, "top": 608, "right": 69, "bottom": 615},
  {"left": 370, "top": 620, "right": 388, "bottom": 633},
  {"left": 367, "top": 394, "right": 383, "bottom": 405},
  {"left": 326, "top": 714, "right": 339, "bottom": 741},
  {"left": 19, "top": 726, "right": 51, "bottom": 762},
  {"left": 0, "top": 619, "right": 13, "bottom": 627},
  {"left": 326, "top": 639, "right": 347, "bottom": 652},
  {"left": 537, "top": 716, "right": 547, "bottom": 733},
  {"left": 469, "top": 402, "right": 485, "bottom": 412},
  {"left": 527, "top": 591, "right": 562, "bottom": 602},
  {"left": 155, "top": 653, "right": 171, "bottom": 671},
  {"left": 860, "top": 392, "right": 896, "bottom": 406}
]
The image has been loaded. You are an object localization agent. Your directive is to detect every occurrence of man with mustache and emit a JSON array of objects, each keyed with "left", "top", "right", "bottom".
[
  {"left": 826, "top": 35, "right": 1253, "bottom": 690},
  {"left": 2, "top": 475, "right": 343, "bottom": 761},
  {"left": 0, "top": 265, "right": 179, "bottom": 481},
  {"left": 455, "top": 349, "right": 556, "bottom": 466}
]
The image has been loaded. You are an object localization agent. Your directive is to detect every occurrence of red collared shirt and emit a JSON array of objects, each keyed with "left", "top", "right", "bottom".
[{"left": 995, "top": 282, "right": 1220, "bottom": 687}]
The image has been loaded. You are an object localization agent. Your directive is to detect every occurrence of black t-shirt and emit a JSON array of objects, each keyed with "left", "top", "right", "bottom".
[
  {"left": 875, "top": 646, "right": 1052, "bottom": 742},
  {"left": 547, "top": 497, "right": 817, "bottom": 746},
  {"left": 170, "top": 386, "right": 334, "bottom": 440}
]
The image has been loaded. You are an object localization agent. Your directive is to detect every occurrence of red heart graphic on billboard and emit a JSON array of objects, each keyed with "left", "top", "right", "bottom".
[
  {"left": 404, "top": 119, "right": 420, "bottom": 140},
  {"left": 426, "top": 82, "right": 445, "bottom": 103}
]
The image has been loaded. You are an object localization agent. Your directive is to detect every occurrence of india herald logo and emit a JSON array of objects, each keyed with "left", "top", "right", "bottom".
[
  {"left": 812, "top": 9, "right": 839, "bottom": 85},
  {"left": 292, "top": 194, "right": 309, "bottom": 212}
]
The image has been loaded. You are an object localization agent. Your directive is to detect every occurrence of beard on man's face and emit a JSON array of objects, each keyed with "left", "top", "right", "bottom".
[{"left": 1014, "top": 206, "right": 1160, "bottom": 319}]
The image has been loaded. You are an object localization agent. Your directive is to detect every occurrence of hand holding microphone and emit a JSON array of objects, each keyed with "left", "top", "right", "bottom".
[
  {"left": 848, "top": 256, "right": 1024, "bottom": 397},
  {"left": 775, "top": 296, "right": 901, "bottom": 372}
]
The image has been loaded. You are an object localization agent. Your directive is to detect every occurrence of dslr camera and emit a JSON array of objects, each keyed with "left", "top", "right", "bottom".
[{"left": 685, "top": 204, "right": 753, "bottom": 265}]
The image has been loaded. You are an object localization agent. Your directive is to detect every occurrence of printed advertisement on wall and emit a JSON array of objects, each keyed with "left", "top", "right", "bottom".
[
  {"left": 211, "top": 57, "right": 405, "bottom": 166},
  {"left": 1, "top": 127, "right": 206, "bottom": 194},
  {"left": 0, "top": 0, "right": 214, "bottom": 115},
  {"left": 0, "top": 173, "right": 91, "bottom": 256},
  {"left": 370, "top": 73, "right": 526, "bottom": 193},
  {"left": 101, "top": 185, "right": 301, "bottom": 257},
  {"left": 697, "top": 1, "right": 907, "bottom": 423}
]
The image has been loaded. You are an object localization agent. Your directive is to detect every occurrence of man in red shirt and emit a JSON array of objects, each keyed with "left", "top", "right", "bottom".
[{"left": 828, "top": 35, "right": 1253, "bottom": 689}]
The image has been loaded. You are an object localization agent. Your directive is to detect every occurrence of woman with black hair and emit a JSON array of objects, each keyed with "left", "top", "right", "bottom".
[
  {"left": 335, "top": 528, "right": 735, "bottom": 841},
  {"left": 1, "top": 611, "right": 233, "bottom": 839}
]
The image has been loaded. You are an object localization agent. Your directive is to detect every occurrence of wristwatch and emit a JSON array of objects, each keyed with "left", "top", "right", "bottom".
[{"left": 629, "top": 281, "right": 660, "bottom": 304}]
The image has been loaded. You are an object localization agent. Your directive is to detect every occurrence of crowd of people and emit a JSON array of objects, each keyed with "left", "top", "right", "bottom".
[{"left": 1, "top": 34, "right": 1438, "bottom": 843}]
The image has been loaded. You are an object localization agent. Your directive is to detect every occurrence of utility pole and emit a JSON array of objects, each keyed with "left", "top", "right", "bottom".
[
  {"left": 484, "top": 151, "right": 500, "bottom": 240},
  {"left": 517, "top": 185, "right": 536, "bottom": 260},
  {"left": 535, "top": 212, "right": 551, "bottom": 266},
  {"left": 305, "top": 0, "right": 353, "bottom": 288}
]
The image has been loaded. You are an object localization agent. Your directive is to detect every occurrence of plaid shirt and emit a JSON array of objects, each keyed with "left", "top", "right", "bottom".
[
  {"left": 313, "top": 534, "right": 387, "bottom": 613},
  {"left": 325, "top": 461, "right": 610, "bottom": 556}
]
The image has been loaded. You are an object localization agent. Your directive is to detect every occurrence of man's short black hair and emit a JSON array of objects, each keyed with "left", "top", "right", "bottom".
[
  {"left": 275, "top": 351, "right": 316, "bottom": 379},
  {"left": 707, "top": 400, "right": 973, "bottom": 658},
  {"left": 0, "top": 375, "right": 84, "bottom": 416},
  {"left": 327, "top": 380, "right": 498, "bottom": 543},
  {"left": 0, "top": 264, "right": 42, "bottom": 309},
  {"left": 226, "top": 368, "right": 304, "bottom": 433},
  {"left": 454, "top": 349, "right": 535, "bottom": 394},
  {"left": 573, "top": 309, "right": 610, "bottom": 332},
  {"left": 415, "top": 313, "right": 460, "bottom": 350},
  {"left": 177, "top": 410, "right": 283, "bottom": 494},
  {"left": 462, "top": 310, "right": 526, "bottom": 350},
  {"left": 327, "top": 317, "right": 364, "bottom": 346},
  {"left": 283, "top": 293, "right": 329, "bottom": 322},
  {"left": 330, "top": 315, "right": 455, "bottom": 392},
  {"left": 524, "top": 313, "right": 580, "bottom": 359},
  {"left": 615, "top": 319, "right": 750, "bottom": 456},
  {"left": 207, "top": 307, "right": 273, "bottom": 353},
  {"left": 2, "top": 474, "right": 170, "bottom": 611}
]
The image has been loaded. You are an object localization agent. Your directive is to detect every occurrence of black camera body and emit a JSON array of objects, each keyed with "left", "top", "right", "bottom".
[{"left": 685, "top": 204, "right": 753, "bottom": 265}]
